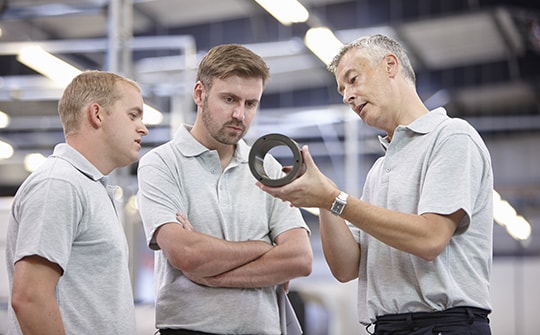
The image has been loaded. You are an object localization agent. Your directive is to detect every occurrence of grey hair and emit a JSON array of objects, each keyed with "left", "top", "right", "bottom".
[{"left": 327, "top": 34, "right": 416, "bottom": 84}]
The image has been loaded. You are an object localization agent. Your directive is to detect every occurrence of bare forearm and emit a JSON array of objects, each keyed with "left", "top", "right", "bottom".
[
  {"left": 206, "top": 246, "right": 311, "bottom": 287},
  {"left": 11, "top": 257, "right": 65, "bottom": 335},
  {"left": 191, "top": 230, "right": 313, "bottom": 288},
  {"left": 157, "top": 223, "right": 273, "bottom": 277},
  {"left": 13, "top": 300, "right": 65, "bottom": 335},
  {"left": 319, "top": 209, "right": 360, "bottom": 282},
  {"left": 180, "top": 235, "right": 274, "bottom": 277},
  {"left": 339, "top": 198, "right": 458, "bottom": 261}
]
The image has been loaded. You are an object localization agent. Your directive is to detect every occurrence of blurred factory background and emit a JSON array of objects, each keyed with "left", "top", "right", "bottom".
[{"left": 0, "top": 0, "right": 539, "bottom": 334}]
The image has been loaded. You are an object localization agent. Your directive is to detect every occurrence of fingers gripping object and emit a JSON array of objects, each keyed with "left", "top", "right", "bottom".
[{"left": 248, "top": 133, "right": 304, "bottom": 187}]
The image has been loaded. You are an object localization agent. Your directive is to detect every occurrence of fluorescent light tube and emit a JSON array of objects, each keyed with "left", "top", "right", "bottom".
[
  {"left": 17, "top": 45, "right": 82, "bottom": 87},
  {"left": 17, "top": 45, "right": 163, "bottom": 125},
  {"left": 0, "top": 110, "right": 9, "bottom": 128},
  {"left": 254, "top": 0, "right": 309, "bottom": 25},
  {"left": 304, "top": 27, "right": 343, "bottom": 65}
]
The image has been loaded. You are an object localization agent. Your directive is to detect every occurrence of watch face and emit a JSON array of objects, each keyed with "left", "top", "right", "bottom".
[{"left": 331, "top": 199, "right": 346, "bottom": 215}]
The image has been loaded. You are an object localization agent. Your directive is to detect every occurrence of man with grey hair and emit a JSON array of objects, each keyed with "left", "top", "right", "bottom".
[{"left": 258, "top": 34, "right": 493, "bottom": 334}]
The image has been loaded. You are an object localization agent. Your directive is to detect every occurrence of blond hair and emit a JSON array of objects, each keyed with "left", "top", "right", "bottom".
[{"left": 58, "top": 70, "right": 141, "bottom": 137}]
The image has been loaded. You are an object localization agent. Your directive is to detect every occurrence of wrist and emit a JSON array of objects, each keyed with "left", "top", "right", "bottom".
[{"left": 330, "top": 190, "right": 349, "bottom": 216}]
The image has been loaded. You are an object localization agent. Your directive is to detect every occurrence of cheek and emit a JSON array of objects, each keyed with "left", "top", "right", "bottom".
[{"left": 244, "top": 109, "right": 258, "bottom": 123}]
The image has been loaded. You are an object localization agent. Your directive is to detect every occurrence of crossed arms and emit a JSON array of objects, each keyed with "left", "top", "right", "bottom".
[{"left": 154, "top": 214, "right": 312, "bottom": 288}]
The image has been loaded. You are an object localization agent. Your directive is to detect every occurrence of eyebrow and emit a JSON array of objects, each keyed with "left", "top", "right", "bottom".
[
  {"left": 223, "top": 92, "right": 260, "bottom": 105},
  {"left": 131, "top": 106, "right": 144, "bottom": 117},
  {"left": 245, "top": 98, "right": 260, "bottom": 105}
]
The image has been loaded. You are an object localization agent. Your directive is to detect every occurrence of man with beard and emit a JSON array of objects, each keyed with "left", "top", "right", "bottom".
[{"left": 137, "top": 44, "right": 313, "bottom": 335}]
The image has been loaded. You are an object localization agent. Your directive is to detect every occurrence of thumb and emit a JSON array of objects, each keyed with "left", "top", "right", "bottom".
[{"left": 300, "top": 145, "right": 317, "bottom": 170}]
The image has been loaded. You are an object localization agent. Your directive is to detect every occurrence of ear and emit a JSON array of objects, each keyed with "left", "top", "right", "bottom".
[
  {"left": 384, "top": 54, "right": 399, "bottom": 78},
  {"left": 192, "top": 81, "right": 205, "bottom": 107},
  {"left": 87, "top": 102, "right": 103, "bottom": 129}
]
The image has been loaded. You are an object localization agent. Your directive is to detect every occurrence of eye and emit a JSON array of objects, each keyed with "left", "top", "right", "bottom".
[
  {"left": 129, "top": 111, "right": 142, "bottom": 121},
  {"left": 225, "top": 96, "right": 235, "bottom": 104},
  {"left": 245, "top": 100, "right": 258, "bottom": 109}
]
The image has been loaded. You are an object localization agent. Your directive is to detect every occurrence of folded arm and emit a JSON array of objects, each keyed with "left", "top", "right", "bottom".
[
  {"left": 186, "top": 227, "right": 312, "bottom": 288},
  {"left": 155, "top": 221, "right": 275, "bottom": 278}
]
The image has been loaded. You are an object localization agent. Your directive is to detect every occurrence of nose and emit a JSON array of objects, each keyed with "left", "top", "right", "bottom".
[
  {"left": 232, "top": 105, "right": 246, "bottom": 121},
  {"left": 342, "top": 87, "right": 354, "bottom": 105},
  {"left": 139, "top": 122, "right": 149, "bottom": 136}
]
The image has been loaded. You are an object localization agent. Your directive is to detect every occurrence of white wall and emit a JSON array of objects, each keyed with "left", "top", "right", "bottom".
[{"left": 490, "top": 257, "right": 540, "bottom": 335}]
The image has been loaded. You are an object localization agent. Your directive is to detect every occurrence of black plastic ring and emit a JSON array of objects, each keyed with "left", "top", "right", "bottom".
[{"left": 248, "top": 133, "right": 304, "bottom": 187}]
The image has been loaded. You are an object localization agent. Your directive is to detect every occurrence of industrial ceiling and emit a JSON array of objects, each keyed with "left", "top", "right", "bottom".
[{"left": 0, "top": 0, "right": 539, "bottom": 256}]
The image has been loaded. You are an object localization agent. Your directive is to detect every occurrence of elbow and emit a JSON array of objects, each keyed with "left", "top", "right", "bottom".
[
  {"left": 327, "top": 263, "right": 358, "bottom": 283},
  {"left": 297, "top": 253, "right": 313, "bottom": 277},
  {"left": 418, "top": 250, "right": 443, "bottom": 262},
  {"left": 332, "top": 270, "right": 356, "bottom": 283},
  {"left": 10, "top": 294, "right": 23, "bottom": 315},
  {"left": 289, "top": 242, "right": 313, "bottom": 278},
  {"left": 415, "top": 240, "right": 447, "bottom": 262},
  {"left": 169, "top": 257, "right": 192, "bottom": 272},
  {"left": 11, "top": 287, "right": 33, "bottom": 316},
  {"left": 288, "top": 251, "right": 312, "bottom": 278},
  {"left": 167, "top": 247, "right": 202, "bottom": 273},
  {"left": 288, "top": 248, "right": 313, "bottom": 278}
]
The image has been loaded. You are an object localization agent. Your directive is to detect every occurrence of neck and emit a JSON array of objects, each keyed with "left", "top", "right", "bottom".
[{"left": 189, "top": 125, "right": 236, "bottom": 170}]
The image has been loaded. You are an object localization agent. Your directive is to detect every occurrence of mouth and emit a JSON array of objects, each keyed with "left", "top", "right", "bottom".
[
  {"left": 356, "top": 102, "right": 367, "bottom": 115},
  {"left": 226, "top": 123, "right": 245, "bottom": 132}
]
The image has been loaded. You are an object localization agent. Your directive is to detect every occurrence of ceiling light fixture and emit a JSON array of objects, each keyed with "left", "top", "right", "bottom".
[
  {"left": 17, "top": 45, "right": 82, "bottom": 87},
  {"left": 143, "top": 104, "right": 163, "bottom": 125},
  {"left": 304, "top": 27, "right": 344, "bottom": 66},
  {"left": 0, "top": 110, "right": 10, "bottom": 128},
  {"left": 17, "top": 45, "right": 163, "bottom": 125},
  {"left": 0, "top": 140, "right": 14, "bottom": 160},
  {"left": 254, "top": 0, "right": 309, "bottom": 25},
  {"left": 493, "top": 190, "right": 532, "bottom": 241},
  {"left": 24, "top": 153, "right": 47, "bottom": 172}
]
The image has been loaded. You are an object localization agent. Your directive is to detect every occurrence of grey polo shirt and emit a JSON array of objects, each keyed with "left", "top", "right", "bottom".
[
  {"left": 137, "top": 125, "right": 310, "bottom": 334},
  {"left": 6, "top": 143, "right": 136, "bottom": 335},
  {"left": 351, "top": 108, "right": 493, "bottom": 324}
]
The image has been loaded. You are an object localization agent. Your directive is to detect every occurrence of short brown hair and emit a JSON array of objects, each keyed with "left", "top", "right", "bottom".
[
  {"left": 196, "top": 44, "right": 270, "bottom": 90},
  {"left": 58, "top": 70, "right": 141, "bottom": 137}
]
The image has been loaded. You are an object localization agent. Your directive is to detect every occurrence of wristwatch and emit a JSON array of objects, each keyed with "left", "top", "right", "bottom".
[{"left": 330, "top": 191, "right": 348, "bottom": 216}]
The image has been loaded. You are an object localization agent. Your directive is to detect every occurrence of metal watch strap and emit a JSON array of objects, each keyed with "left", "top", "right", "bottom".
[{"left": 330, "top": 191, "right": 348, "bottom": 216}]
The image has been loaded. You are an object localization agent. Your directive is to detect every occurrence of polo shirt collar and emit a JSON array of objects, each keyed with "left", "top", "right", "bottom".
[
  {"left": 51, "top": 143, "right": 105, "bottom": 182},
  {"left": 378, "top": 107, "right": 449, "bottom": 150},
  {"left": 405, "top": 107, "right": 449, "bottom": 134},
  {"left": 173, "top": 124, "right": 249, "bottom": 163}
]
